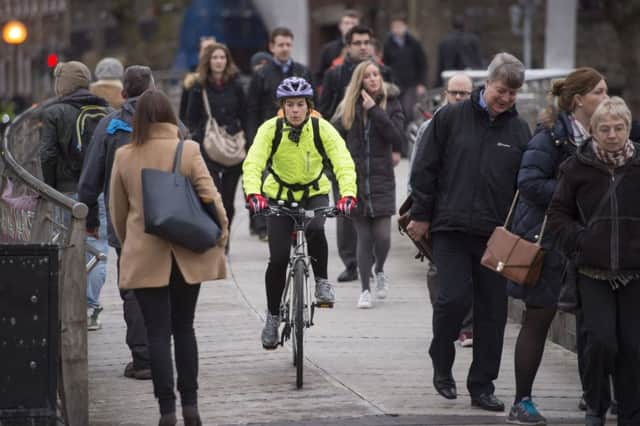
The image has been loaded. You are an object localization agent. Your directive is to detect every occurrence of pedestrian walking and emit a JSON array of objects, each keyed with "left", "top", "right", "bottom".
[
  {"left": 185, "top": 42, "right": 246, "bottom": 251},
  {"left": 408, "top": 73, "right": 475, "bottom": 346},
  {"left": 90, "top": 57, "right": 125, "bottom": 109},
  {"left": 333, "top": 60, "right": 404, "bottom": 308},
  {"left": 383, "top": 13, "right": 428, "bottom": 127},
  {"left": 314, "top": 9, "right": 360, "bottom": 88},
  {"left": 179, "top": 36, "right": 217, "bottom": 122},
  {"left": 436, "top": 16, "right": 482, "bottom": 87},
  {"left": 505, "top": 67, "right": 608, "bottom": 425},
  {"left": 320, "top": 25, "right": 393, "bottom": 283},
  {"left": 242, "top": 77, "right": 356, "bottom": 349},
  {"left": 79, "top": 66, "right": 172, "bottom": 380},
  {"left": 39, "top": 60, "right": 111, "bottom": 329},
  {"left": 109, "top": 89, "right": 228, "bottom": 426},
  {"left": 547, "top": 97, "right": 640, "bottom": 426},
  {"left": 408, "top": 53, "right": 531, "bottom": 411}
]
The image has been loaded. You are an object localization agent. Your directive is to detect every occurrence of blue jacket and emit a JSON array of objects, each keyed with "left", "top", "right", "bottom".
[{"left": 508, "top": 112, "right": 577, "bottom": 305}]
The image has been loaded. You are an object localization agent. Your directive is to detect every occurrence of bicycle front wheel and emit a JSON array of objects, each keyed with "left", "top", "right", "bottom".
[{"left": 292, "top": 258, "right": 305, "bottom": 389}]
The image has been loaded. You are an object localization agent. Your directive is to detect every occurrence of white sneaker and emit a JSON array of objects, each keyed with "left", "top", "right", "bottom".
[
  {"left": 357, "top": 290, "right": 373, "bottom": 309},
  {"left": 375, "top": 272, "right": 389, "bottom": 299}
]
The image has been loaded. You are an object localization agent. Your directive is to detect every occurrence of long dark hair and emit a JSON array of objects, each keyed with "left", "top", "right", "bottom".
[
  {"left": 131, "top": 89, "right": 178, "bottom": 145},
  {"left": 196, "top": 42, "right": 239, "bottom": 85}
]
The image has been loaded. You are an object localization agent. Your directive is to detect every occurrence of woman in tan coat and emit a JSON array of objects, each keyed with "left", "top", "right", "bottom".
[{"left": 109, "top": 89, "right": 228, "bottom": 426}]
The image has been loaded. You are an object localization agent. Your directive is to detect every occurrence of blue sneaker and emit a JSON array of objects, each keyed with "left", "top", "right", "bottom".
[{"left": 506, "top": 397, "right": 546, "bottom": 425}]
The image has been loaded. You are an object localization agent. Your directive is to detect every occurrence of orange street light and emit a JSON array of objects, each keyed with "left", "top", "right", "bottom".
[{"left": 2, "top": 20, "right": 28, "bottom": 45}]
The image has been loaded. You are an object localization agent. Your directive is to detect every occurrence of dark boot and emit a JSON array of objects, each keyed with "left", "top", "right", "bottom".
[
  {"left": 158, "top": 412, "right": 177, "bottom": 426},
  {"left": 182, "top": 405, "right": 202, "bottom": 426}
]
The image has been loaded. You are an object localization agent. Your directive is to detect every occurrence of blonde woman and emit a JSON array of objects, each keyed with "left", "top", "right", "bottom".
[{"left": 334, "top": 60, "right": 405, "bottom": 308}]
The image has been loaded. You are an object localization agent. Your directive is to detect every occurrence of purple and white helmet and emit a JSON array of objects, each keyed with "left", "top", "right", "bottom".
[{"left": 276, "top": 77, "right": 313, "bottom": 100}]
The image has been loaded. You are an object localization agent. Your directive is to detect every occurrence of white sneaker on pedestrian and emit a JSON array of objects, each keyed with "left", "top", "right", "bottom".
[
  {"left": 375, "top": 272, "right": 389, "bottom": 299},
  {"left": 357, "top": 290, "right": 373, "bottom": 309}
]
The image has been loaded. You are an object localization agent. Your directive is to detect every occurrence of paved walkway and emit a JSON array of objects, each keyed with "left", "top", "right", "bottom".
[{"left": 88, "top": 160, "right": 600, "bottom": 425}]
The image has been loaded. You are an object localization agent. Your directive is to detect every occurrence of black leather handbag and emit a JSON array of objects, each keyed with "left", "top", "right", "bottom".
[{"left": 141, "top": 140, "right": 221, "bottom": 253}]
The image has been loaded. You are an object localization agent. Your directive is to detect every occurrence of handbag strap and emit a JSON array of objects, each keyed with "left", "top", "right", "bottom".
[
  {"left": 172, "top": 140, "right": 185, "bottom": 175},
  {"left": 202, "top": 87, "right": 213, "bottom": 120},
  {"left": 504, "top": 190, "right": 519, "bottom": 228}
]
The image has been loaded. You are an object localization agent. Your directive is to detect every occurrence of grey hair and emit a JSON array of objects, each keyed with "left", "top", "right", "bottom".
[
  {"left": 487, "top": 52, "right": 525, "bottom": 89},
  {"left": 590, "top": 96, "right": 631, "bottom": 132}
]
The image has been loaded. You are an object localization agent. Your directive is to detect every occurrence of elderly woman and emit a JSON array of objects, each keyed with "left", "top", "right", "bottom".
[{"left": 547, "top": 97, "right": 640, "bottom": 426}]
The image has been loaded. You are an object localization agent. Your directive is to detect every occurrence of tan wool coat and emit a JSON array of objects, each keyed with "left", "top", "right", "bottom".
[
  {"left": 109, "top": 122, "right": 229, "bottom": 290},
  {"left": 90, "top": 80, "right": 125, "bottom": 109}
]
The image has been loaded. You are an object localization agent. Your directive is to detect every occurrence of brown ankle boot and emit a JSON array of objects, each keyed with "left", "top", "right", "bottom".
[
  {"left": 182, "top": 405, "right": 202, "bottom": 426},
  {"left": 158, "top": 412, "right": 177, "bottom": 426}
]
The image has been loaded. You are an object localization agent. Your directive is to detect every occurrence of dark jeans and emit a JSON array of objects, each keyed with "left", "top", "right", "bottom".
[
  {"left": 115, "top": 248, "right": 150, "bottom": 369},
  {"left": 265, "top": 195, "right": 329, "bottom": 315},
  {"left": 426, "top": 263, "right": 473, "bottom": 334},
  {"left": 208, "top": 163, "right": 241, "bottom": 228},
  {"left": 578, "top": 275, "right": 640, "bottom": 422},
  {"left": 134, "top": 258, "right": 201, "bottom": 415},
  {"left": 332, "top": 180, "right": 357, "bottom": 271},
  {"left": 428, "top": 231, "right": 508, "bottom": 396}
]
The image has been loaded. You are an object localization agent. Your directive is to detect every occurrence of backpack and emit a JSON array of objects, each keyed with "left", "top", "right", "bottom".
[
  {"left": 265, "top": 117, "right": 333, "bottom": 202},
  {"left": 66, "top": 105, "right": 109, "bottom": 176}
]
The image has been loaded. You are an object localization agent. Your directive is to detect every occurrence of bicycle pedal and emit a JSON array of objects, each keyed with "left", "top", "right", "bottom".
[{"left": 315, "top": 302, "right": 334, "bottom": 309}]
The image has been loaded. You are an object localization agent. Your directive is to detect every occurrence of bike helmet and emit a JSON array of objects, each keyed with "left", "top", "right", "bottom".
[{"left": 276, "top": 77, "right": 314, "bottom": 100}]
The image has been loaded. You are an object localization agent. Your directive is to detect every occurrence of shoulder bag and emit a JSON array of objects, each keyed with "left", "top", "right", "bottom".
[
  {"left": 201, "top": 88, "right": 246, "bottom": 167},
  {"left": 397, "top": 195, "right": 433, "bottom": 262},
  {"left": 481, "top": 190, "right": 546, "bottom": 287},
  {"left": 141, "top": 140, "right": 221, "bottom": 253}
]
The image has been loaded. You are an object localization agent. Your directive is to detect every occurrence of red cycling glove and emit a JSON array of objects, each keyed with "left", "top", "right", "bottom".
[
  {"left": 246, "top": 193, "right": 268, "bottom": 213},
  {"left": 336, "top": 196, "right": 357, "bottom": 216}
]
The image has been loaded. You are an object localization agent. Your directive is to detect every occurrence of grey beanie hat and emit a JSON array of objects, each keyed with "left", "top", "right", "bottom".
[
  {"left": 250, "top": 51, "right": 272, "bottom": 69},
  {"left": 95, "top": 57, "right": 124, "bottom": 81}
]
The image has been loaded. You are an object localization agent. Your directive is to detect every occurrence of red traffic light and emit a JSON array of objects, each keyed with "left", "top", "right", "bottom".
[{"left": 47, "top": 53, "right": 58, "bottom": 69}]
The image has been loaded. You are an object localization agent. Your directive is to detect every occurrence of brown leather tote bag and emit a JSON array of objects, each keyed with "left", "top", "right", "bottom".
[{"left": 480, "top": 191, "right": 546, "bottom": 287}]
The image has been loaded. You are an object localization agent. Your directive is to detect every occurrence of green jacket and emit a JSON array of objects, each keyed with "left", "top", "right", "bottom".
[{"left": 243, "top": 116, "right": 356, "bottom": 202}]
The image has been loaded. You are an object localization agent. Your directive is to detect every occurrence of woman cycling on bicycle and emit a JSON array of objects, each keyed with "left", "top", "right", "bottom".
[{"left": 243, "top": 76, "right": 357, "bottom": 349}]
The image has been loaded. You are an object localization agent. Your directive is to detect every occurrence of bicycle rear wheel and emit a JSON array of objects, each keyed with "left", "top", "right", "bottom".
[{"left": 292, "top": 258, "right": 305, "bottom": 389}]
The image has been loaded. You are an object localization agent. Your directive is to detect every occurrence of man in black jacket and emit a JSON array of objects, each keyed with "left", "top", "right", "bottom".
[
  {"left": 383, "top": 13, "right": 428, "bottom": 125},
  {"left": 78, "top": 66, "right": 161, "bottom": 380},
  {"left": 314, "top": 9, "right": 359, "bottom": 88},
  {"left": 408, "top": 53, "right": 531, "bottom": 411},
  {"left": 320, "top": 25, "right": 393, "bottom": 282},
  {"left": 246, "top": 27, "right": 313, "bottom": 146},
  {"left": 436, "top": 16, "right": 483, "bottom": 88}
]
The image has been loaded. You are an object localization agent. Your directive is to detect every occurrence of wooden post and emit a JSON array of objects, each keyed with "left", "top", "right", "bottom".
[{"left": 58, "top": 213, "right": 88, "bottom": 426}]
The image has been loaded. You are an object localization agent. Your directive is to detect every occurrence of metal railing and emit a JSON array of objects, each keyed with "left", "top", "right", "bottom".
[{"left": 1, "top": 99, "right": 90, "bottom": 425}]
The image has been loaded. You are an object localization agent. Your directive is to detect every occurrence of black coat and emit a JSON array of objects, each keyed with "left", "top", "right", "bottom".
[
  {"left": 507, "top": 112, "right": 578, "bottom": 306},
  {"left": 315, "top": 38, "right": 345, "bottom": 86},
  {"left": 320, "top": 56, "right": 394, "bottom": 121},
  {"left": 40, "top": 89, "right": 110, "bottom": 193},
  {"left": 185, "top": 78, "right": 247, "bottom": 169},
  {"left": 409, "top": 87, "right": 531, "bottom": 236},
  {"left": 343, "top": 89, "right": 405, "bottom": 217},
  {"left": 246, "top": 60, "right": 313, "bottom": 144},
  {"left": 548, "top": 141, "right": 640, "bottom": 273},
  {"left": 382, "top": 32, "right": 427, "bottom": 90}
]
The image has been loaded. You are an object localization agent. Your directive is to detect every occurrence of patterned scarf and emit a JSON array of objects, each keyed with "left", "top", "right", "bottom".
[
  {"left": 569, "top": 114, "right": 590, "bottom": 146},
  {"left": 592, "top": 139, "right": 635, "bottom": 168}
]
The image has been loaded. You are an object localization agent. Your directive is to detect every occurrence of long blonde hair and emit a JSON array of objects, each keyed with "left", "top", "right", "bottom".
[{"left": 333, "top": 60, "right": 387, "bottom": 130}]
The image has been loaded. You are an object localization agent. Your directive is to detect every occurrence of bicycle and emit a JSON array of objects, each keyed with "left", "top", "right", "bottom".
[{"left": 257, "top": 201, "right": 341, "bottom": 388}]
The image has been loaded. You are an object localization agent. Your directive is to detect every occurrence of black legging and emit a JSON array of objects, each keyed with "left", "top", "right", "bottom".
[
  {"left": 265, "top": 195, "right": 329, "bottom": 315},
  {"left": 513, "top": 304, "right": 557, "bottom": 402},
  {"left": 134, "top": 258, "right": 201, "bottom": 416},
  {"left": 352, "top": 216, "right": 391, "bottom": 291},
  {"left": 208, "top": 164, "right": 242, "bottom": 227}
]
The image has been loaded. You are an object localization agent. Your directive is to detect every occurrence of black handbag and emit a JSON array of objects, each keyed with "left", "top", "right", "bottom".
[{"left": 141, "top": 140, "right": 221, "bottom": 253}]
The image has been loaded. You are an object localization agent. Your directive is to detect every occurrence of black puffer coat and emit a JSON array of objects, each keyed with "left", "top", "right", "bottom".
[
  {"left": 343, "top": 85, "right": 405, "bottom": 217},
  {"left": 507, "top": 112, "right": 577, "bottom": 307},
  {"left": 185, "top": 77, "right": 247, "bottom": 170},
  {"left": 549, "top": 141, "right": 640, "bottom": 274}
]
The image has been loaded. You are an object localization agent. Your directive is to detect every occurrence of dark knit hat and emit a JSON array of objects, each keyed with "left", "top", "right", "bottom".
[
  {"left": 250, "top": 51, "right": 272, "bottom": 69},
  {"left": 54, "top": 61, "right": 92, "bottom": 96},
  {"left": 95, "top": 57, "right": 124, "bottom": 80}
]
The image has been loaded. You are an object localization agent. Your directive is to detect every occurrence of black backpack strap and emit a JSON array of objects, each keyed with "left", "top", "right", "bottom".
[
  {"left": 311, "top": 117, "right": 332, "bottom": 171},
  {"left": 269, "top": 117, "right": 284, "bottom": 160}
]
